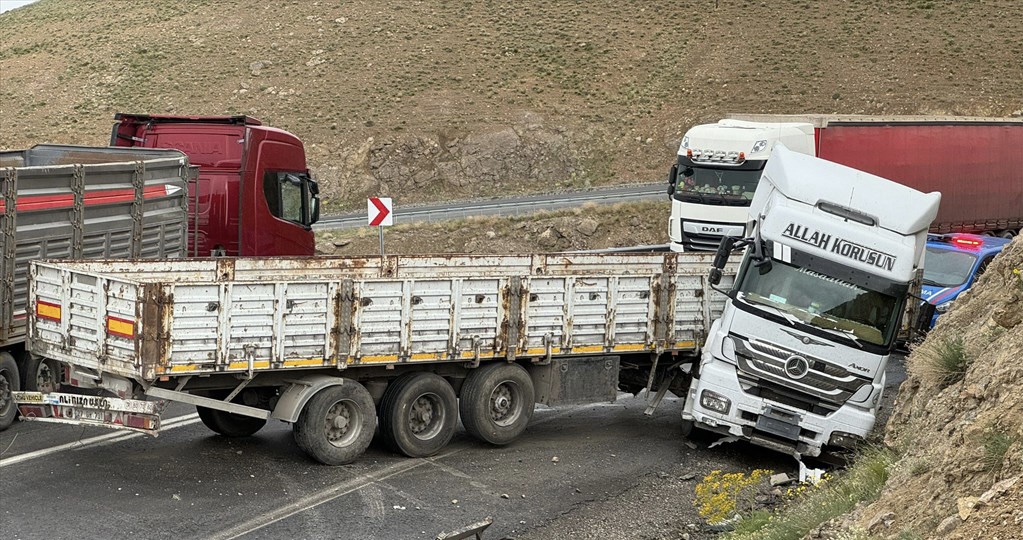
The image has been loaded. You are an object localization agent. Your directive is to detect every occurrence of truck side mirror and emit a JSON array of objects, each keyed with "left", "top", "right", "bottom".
[
  {"left": 666, "top": 164, "right": 678, "bottom": 197},
  {"left": 712, "top": 236, "right": 737, "bottom": 269},
  {"left": 708, "top": 236, "right": 737, "bottom": 286},
  {"left": 307, "top": 178, "right": 321, "bottom": 225},
  {"left": 708, "top": 267, "right": 723, "bottom": 286}
]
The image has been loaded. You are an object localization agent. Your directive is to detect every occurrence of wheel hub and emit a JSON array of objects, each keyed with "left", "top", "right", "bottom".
[
  {"left": 325, "top": 401, "right": 358, "bottom": 447},
  {"left": 490, "top": 383, "right": 517, "bottom": 424}
]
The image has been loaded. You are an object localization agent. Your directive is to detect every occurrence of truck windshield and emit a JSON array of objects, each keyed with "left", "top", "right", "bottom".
[
  {"left": 672, "top": 165, "right": 762, "bottom": 205},
  {"left": 922, "top": 247, "right": 977, "bottom": 287},
  {"left": 735, "top": 257, "right": 901, "bottom": 347}
]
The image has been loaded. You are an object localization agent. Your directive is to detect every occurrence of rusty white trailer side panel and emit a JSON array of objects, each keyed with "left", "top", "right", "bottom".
[{"left": 28, "top": 254, "right": 736, "bottom": 382}]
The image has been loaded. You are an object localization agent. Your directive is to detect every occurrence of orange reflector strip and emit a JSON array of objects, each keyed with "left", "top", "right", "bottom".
[
  {"left": 36, "top": 301, "right": 62, "bottom": 322},
  {"left": 106, "top": 316, "right": 135, "bottom": 339}
]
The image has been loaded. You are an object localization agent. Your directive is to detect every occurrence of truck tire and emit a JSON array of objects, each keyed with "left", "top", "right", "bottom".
[
  {"left": 0, "top": 352, "right": 21, "bottom": 431},
  {"left": 459, "top": 362, "right": 535, "bottom": 446},
  {"left": 378, "top": 372, "right": 457, "bottom": 458},
  {"left": 22, "top": 355, "right": 60, "bottom": 394},
  {"left": 293, "top": 381, "right": 376, "bottom": 465},
  {"left": 196, "top": 406, "right": 267, "bottom": 438}
]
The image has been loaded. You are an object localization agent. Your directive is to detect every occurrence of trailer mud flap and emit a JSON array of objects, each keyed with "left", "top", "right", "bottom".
[
  {"left": 529, "top": 356, "right": 619, "bottom": 406},
  {"left": 13, "top": 391, "right": 165, "bottom": 435}
]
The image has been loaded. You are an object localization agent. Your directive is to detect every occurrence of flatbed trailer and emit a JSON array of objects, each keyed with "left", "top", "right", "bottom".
[{"left": 16, "top": 253, "right": 735, "bottom": 464}]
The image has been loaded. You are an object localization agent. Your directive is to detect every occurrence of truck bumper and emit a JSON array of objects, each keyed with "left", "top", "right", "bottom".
[
  {"left": 683, "top": 360, "right": 875, "bottom": 457},
  {"left": 14, "top": 391, "right": 164, "bottom": 435}
]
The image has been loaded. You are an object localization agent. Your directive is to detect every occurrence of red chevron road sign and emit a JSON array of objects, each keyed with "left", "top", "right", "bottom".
[{"left": 368, "top": 197, "right": 392, "bottom": 226}]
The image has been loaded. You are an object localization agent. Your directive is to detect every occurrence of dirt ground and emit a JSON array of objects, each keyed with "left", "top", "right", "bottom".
[
  {"left": 317, "top": 201, "right": 671, "bottom": 257},
  {"left": 2, "top": 1, "right": 1021, "bottom": 212}
]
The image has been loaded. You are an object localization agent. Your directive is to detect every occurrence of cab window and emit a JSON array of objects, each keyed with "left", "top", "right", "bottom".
[{"left": 263, "top": 171, "right": 319, "bottom": 227}]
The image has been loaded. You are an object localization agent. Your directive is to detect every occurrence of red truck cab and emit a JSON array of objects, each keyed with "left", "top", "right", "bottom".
[{"left": 111, "top": 113, "right": 319, "bottom": 256}]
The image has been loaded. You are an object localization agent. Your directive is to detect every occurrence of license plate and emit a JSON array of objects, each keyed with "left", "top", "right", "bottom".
[{"left": 755, "top": 407, "right": 802, "bottom": 440}]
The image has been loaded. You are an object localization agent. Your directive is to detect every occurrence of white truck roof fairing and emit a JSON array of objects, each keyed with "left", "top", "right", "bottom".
[
  {"left": 727, "top": 113, "right": 1023, "bottom": 128},
  {"left": 679, "top": 120, "right": 815, "bottom": 161},
  {"left": 750, "top": 145, "right": 941, "bottom": 281}
]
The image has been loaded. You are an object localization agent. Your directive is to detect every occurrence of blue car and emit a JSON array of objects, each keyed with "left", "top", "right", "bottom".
[{"left": 921, "top": 233, "right": 1011, "bottom": 328}]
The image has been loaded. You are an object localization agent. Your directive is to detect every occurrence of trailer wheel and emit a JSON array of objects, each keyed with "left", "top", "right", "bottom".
[
  {"left": 293, "top": 381, "right": 376, "bottom": 465},
  {"left": 196, "top": 407, "right": 267, "bottom": 438},
  {"left": 0, "top": 352, "right": 21, "bottom": 431},
  {"left": 378, "top": 373, "right": 458, "bottom": 458},
  {"left": 459, "top": 362, "right": 535, "bottom": 446},
  {"left": 999, "top": 229, "right": 1016, "bottom": 239},
  {"left": 22, "top": 355, "right": 60, "bottom": 394}
]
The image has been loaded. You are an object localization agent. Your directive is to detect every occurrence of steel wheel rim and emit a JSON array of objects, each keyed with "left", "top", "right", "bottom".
[
  {"left": 408, "top": 392, "right": 445, "bottom": 441},
  {"left": 324, "top": 399, "right": 362, "bottom": 448},
  {"left": 36, "top": 362, "right": 57, "bottom": 394},
  {"left": 489, "top": 380, "right": 522, "bottom": 427},
  {"left": 0, "top": 371, "right": 11, "bottom": 416}
]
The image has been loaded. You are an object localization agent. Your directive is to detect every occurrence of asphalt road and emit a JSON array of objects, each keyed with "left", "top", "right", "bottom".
[
  {"left": 315, "top": 182, "right": 666, "bottom": 231},
  {"left": 0, "top": 357, "right": 907, "bottom": 540}
]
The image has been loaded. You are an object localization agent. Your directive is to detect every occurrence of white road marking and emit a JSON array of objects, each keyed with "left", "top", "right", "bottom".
[
  {"left": 0, "top": 413, "right": 200, "bottom": 468},
  {"left": 213, "top": 406, "right": 585, "bottom": 540}
]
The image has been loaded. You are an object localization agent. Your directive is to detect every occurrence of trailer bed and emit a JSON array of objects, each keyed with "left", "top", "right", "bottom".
[{"left": 29, "top": 253, "right": 735, "bottom": 384}]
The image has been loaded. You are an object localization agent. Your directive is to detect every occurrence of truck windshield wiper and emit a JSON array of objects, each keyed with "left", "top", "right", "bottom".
[
  {"left": 680, "top": 189, "right": 708, "bottom": 204},
  {"left": 739, "top": 293, "right": 801, "bottom": 327},
  {"left": 820, "top": 326, "right": 865, "bottom": 349},
  {"left": 921, "top": 278, "right": 943, "bottom": 287}
]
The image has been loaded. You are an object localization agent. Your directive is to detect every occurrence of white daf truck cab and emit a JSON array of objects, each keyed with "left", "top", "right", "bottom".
[
  {"left": 682, "top": 145, "right": 940, "bottom": 457},
  {"left": 667, "top": 119, "right": 814, "bottom": 251}
]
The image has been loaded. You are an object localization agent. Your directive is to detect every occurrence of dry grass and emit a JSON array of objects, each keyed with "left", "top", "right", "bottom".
[{"left": 1, "top": 0, "right": 1022, "bottom": 209}]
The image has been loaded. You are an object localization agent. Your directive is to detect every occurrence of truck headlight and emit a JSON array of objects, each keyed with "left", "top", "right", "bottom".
[
  {"left": 829, "top": 431, "right": 864, "bottom": 449},
  {"left": 935, "top": 301, "right": 953, "bottom": 314},
  {"left": 700, "top": 390, "right": 732, "bottom": 414},
  {"left": 752, "top": 139, "right": 767, "bottom": 153}
]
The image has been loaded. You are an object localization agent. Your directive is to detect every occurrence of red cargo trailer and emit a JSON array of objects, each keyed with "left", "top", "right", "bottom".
[
  {"left": 811, "top": 119, "right": 1023, "bottom": 235},
  {"left": 668, "top": 115, "right": 1023, "bottom": 251}
]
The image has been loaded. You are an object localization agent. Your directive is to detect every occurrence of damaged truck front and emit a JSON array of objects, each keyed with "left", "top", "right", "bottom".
[{"left": 682, "top": 144, "right": 940, "bottom": 457}]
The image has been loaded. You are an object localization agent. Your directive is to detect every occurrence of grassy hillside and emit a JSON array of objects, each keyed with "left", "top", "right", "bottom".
[{"left": 1, "top": 0, "right": 1021, "bottom": 211}]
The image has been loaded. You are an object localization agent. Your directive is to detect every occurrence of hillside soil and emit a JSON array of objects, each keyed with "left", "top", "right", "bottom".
[{"left": 2, "top": 1, "right": 1022, "bottom": 212}]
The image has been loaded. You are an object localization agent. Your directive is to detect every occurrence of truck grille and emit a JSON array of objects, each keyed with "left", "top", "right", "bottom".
[
  {"left": 680, "top": 230, "right": 724, "bottom": 251},
  {"left": 730, "top": 334, "right": 870, "bottom": 412}
]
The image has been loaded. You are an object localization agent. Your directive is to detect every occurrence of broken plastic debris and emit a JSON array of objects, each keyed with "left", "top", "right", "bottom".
[
  {"left": 798, "top": 461, "right": 824, "bottom": 485},
  {"left": 707, "top": 436, "right": 740, "bottom": 449}
]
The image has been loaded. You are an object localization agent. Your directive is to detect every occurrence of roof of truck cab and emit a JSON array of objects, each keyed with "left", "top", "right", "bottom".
[
  {"left": 727, "top": 113, "right": 1023, "bottom": 128},
  {"left": 756, "top": 144, "right": 941, "bottom": 236},
  {"left": 114, "top": 113, "right": 263, "bottom": 126}
]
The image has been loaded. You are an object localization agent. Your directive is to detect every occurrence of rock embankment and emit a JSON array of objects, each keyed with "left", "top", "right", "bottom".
[{"left": 833, "top": 237, "right": 1023, "bottom": 539}]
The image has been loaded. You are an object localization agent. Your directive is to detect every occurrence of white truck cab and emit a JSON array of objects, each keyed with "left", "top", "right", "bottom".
[
  {"left": 682, "top": 145, "right": 940, "bottom": 457},
  {"left": 667, "top": 119, "right": 814, "bottom": 251}
]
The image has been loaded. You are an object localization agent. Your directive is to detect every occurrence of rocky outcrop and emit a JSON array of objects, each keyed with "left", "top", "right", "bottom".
[{"left": 823, "top": 237, "right": 1023, "bottom": 539}]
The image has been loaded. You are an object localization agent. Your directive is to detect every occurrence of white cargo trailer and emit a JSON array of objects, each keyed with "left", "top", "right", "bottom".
[{"left": 16, "top": 253, "right": 735, "bottom": 464}]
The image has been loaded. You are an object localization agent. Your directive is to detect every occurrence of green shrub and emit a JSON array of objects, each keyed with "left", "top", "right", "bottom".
[
  {"left": 981, "top": 428, "right": 1018, "bottom": 472},
  {"left": 917, "top": 335, "right": 970, "bottom": 388}
]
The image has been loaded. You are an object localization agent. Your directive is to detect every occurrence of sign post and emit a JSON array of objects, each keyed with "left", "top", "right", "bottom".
[{"left": 368, "top": 197, "right": 392, "bottom": 257}]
